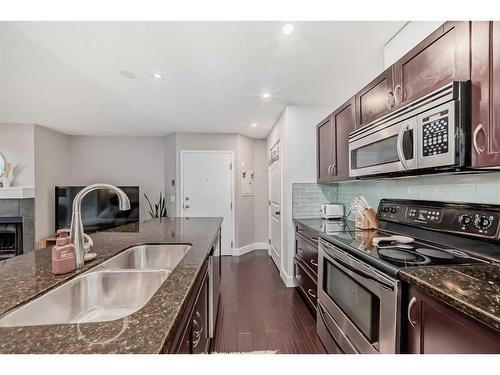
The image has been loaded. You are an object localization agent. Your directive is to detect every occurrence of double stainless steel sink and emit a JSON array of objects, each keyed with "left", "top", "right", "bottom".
[{"left": 0, "top": 244, "right": 191, "bottom": 327}]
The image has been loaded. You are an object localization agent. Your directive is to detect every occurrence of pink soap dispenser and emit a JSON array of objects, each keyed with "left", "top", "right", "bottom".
[{"left": 52, "top": 229, "right": 76, "bottom": 275}]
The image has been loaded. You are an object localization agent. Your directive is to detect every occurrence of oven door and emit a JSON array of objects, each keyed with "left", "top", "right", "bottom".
[
  {"left": 318, "top": 239, "right": 401, "bottom": 354},
  {"left": 349, "top": 118, "right": 417, "bottom": 177}
]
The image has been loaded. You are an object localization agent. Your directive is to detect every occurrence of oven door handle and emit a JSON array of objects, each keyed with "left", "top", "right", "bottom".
[
  {"left": 397, "top": 124, "right": 409, "bottom": 170},
  {"left": 320, "top": 241, "right": 395, "bottom": 291},
  {"left": 330, "top": 253, "right": 393, "bottom": 291}
]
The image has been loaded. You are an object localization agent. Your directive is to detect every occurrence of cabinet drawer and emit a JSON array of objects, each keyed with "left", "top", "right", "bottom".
[
  {"left": 295, "top": 223, "right": 319, "bottom": 245},
  {"left": 294, "top": 259, "right": 318, "bottom": 311},
  {"left": 295, "top": 234, "right": 318, "bottom": 276}
]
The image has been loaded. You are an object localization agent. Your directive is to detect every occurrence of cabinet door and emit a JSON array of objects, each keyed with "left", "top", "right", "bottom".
[
  {"left": 331, "top": 97, "right": 356, "bottom": 181},
  {"left": 406, "top": 286, "right": 500, "bottom": 354},
  {"left": 355, "top": 67, "right": 395, "bottom": 128},
  {"left": 394, "top": 21, "right": 470, "bottom": 107},
  {"left": 471, "top": 21, "right": 500, "bottom": 167},
  {"left": 192, "top": 272, "right": 209, "bottom": 354},
  {"left": 317, "top": 115, "right": 335, "bottom": 182}
]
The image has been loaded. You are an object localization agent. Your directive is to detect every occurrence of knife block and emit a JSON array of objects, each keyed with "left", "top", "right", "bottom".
[
  {"left": 355, "top": 214, "right": 372, "bottom": 229},
  {"left": 355, "top": 208, "right": 379, "bottom": 230}
]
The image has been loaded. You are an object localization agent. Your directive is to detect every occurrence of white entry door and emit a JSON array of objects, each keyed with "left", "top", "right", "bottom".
[
  {"left": 181, "top": 151, "right": 233, "bottom": 255},
  {"left": 268, "top": 142, "right": 281, "bottom": 269}
]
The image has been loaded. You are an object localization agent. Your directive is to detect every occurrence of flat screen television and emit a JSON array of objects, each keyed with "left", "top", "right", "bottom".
[{"left": 55, "top": 186, "right": 140, "bottom": 233}]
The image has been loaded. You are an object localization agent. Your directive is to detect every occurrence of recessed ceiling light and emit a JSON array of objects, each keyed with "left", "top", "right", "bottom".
[
  {"left": 282, "top": 24, "right": 294, "bottom": 35},
  {"left": 120, "top": 70, "right": 136, "bottom": 79},
  {"left": 251, "top": 123, "right": 258, "bottom": 127},
  {"left": 153, "top": 73, "right": 164, "bottom": 80},
  {"left": 261, "top": 93, "right": 271, "bottom": 98}
]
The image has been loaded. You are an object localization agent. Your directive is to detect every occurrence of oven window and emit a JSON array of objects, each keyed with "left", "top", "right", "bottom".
[
  {"left": 323, "top": 260, "right": 380, "bottom": 343},
  {"left": 351, "top": 135, "right": 399, "bottom": 169}
]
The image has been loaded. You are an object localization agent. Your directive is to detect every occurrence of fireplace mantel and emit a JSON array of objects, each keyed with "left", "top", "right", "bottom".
[{"left": 0, "top": 186, "right": 35, "bottom": 199}]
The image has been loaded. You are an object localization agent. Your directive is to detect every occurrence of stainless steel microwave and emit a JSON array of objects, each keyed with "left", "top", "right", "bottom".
[{"left": 349, "top": 81, "right": 470, "bottom": 178}]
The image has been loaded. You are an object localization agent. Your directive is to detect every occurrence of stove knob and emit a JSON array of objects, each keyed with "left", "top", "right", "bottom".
[
  {"left": 475, "top": 216, "right": 492, "bottom": 229},
  {"left": 390, "top": 207, "right": 397, "bottom": 214},
  {"left": 459, "top": 214, "right": 472, "bottom": 226},
  {"left": 382, "top": 206, "right": 390, "bottom": 213}
]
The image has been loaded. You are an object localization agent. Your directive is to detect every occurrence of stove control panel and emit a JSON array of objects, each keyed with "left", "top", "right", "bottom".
[
  {"left": 406, "top": 207, "right": 443, "bottom": 224},
  {"left": 378, "top": 199, "right": 500, "bottom": 240}
]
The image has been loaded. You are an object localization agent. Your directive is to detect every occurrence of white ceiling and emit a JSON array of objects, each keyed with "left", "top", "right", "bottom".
[{"left": 0, "top": 21, "right": 405, "bottom": 138}]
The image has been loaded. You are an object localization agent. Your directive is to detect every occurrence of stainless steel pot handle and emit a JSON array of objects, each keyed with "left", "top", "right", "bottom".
[
  {"left": 397, "top": 124, "right": 409, "bottom": 170},
  {"left": 473, "top": 124, "right": 485, "bottom": 155},
  {"left": 408, "top": 296, "right": 417, "bottom": 328}
]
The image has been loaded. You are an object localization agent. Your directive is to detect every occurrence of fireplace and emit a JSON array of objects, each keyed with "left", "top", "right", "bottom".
[{"left": 0, "top": 217, "right": 23, "bottom": 261}]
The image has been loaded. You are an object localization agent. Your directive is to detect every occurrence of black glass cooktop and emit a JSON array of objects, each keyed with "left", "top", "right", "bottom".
[{"left": 321, "top": 229, "right": 484, "bottom": 277}]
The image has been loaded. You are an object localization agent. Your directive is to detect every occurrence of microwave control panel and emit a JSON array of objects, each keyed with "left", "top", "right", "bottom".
[{"left": 422, "top": 112, "right": 449, "bottom": 157}]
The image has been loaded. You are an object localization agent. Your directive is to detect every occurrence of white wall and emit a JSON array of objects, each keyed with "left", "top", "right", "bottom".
[
  {"left": 164, "top": 133, "right": 177, "bottom": 217},
  {"left": 384, "top": 21, "right": 445, "bottom": 68},
  {"left": 281, "top": 106, "right": 330, "bottom": 284},
  {"left": 34, "top": 125, "right": 71, "bottom": 240},
  {"left": 266, "top": 105, "right": 330, "bottom": 286},
  {"left": 253, "top": 139, "right": 269, "bottom": 244},
  {"left": 69, "top": 136, "right": 165, "bottom": 222},
  {"left": 0, "top": 123, "right": 35, "bottom": 187}
]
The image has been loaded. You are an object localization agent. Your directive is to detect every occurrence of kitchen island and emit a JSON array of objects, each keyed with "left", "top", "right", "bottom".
[{"left": 0, "top": 217, "right": 222, "bottom": 354}]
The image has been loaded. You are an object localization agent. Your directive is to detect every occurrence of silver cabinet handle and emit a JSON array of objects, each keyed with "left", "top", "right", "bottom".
[
  {"left": 297, "top": 248, "right": 304, "bottom": 257},
  {"left": 327, "top": 164, "right": 332, "bottom": 176},
  {"left": 307, "top": 289, "right": 317, "bottom": 298},
  {"left": 473, "top": 124, "right": 485, "bottom": 155},
  {"left": 192, "top": 311, "right": 203, "bottom": 349},
  {"left": 331, "top": 164, "right": 337, "bottom": 176},
  {"left": 386, "top": 91, "right": 395, "bottom": 109},
  {"left": 184, "top": 204, "right": 190, "bottom": 209},
  {"left": 275, "top": 210, "right": 281, "bottom": 216},
  {"left": 408, "top": 296, "right": 417, "bottom": 328},
  {"left": 296, "top": 272, "right": 302, "bottom": 279},
  {"left": 310, "top": 259, "right": 318, "bottom": 266},
  {"left": 394, "top": 84, "right": 402, "bottom": 104}
]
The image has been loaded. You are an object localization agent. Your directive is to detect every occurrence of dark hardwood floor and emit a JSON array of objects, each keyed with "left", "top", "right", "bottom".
[{"left": 212, "top": 251, "right": 326, "bottom": 354}]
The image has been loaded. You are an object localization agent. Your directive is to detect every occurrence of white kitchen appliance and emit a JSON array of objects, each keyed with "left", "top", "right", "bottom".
[{"left": 321, "top": 203, "right": 344, "bottom": 220}]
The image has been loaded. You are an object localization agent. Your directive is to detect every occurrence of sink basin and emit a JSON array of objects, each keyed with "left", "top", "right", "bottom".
[
  {"left": 0, "top": 270, "right": 168, "bottom": 327},
  {"left": 0, "top": 244, "right": 191, "bottom": 327},
  {"left": 97, "top": 244, "right": 191, "bottom": 272}
]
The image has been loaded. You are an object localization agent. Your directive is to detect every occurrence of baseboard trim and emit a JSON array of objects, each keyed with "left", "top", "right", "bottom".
[
  {"left": 232, "top": 242, "right": 269, "bottom": 257},
  {"left": 280, "top": 270, "right": 296, "bottom": 288}
]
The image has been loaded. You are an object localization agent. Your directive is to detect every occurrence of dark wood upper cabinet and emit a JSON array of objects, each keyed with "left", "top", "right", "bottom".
[
  {"left": 355, "top": 67, "right": 395, "bottom": 128},
  {"left": 317, "top": 97, "right": 355, "bottom": 183},
  {"left": 317, "top": 114, "right": 336, "bottom": 183},
  {"left": 405, "top": 286, "right": 500, "bottom": 354},
  {"left": 393, "top": 21, "right": 470, "bottom": 108},
  {"left": 471, "top": 21, "right": 500, "bottom": 167},
  {"left": 333, "top": 97, "right": 356, "bottom": 181}
]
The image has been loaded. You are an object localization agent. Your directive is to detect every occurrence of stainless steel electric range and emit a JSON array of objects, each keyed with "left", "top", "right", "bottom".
[{"left": 317, "top": 199, "right": 500, "bottom": 354}]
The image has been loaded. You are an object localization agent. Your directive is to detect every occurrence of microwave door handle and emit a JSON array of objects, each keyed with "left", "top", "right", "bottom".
[{"left": 397, "top": 124, "right": 409, "bottom": 170}]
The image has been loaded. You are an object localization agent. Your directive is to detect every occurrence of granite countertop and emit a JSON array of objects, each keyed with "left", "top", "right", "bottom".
[
  {"left": 401, "top": 264, "right": 500, "bottom": 332},
  {"left": 0, "top": 217, "right": 222, "bottom": 353}
]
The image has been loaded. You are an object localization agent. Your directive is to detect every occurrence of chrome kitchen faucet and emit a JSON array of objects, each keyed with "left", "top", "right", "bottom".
[{"left": 70, "top": 183, "right": 131, "bottom": 268}]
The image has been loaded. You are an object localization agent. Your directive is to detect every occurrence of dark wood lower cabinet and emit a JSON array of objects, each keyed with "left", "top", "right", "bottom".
[
  {"left": 294, "top": 259, "right": 317, "bottom": 315},
  {"left": 167, "top": 261, "right": 210, "bottom": 354},
  {"left": 405, "top": 286, "right": 500, "bottom": 354}
]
